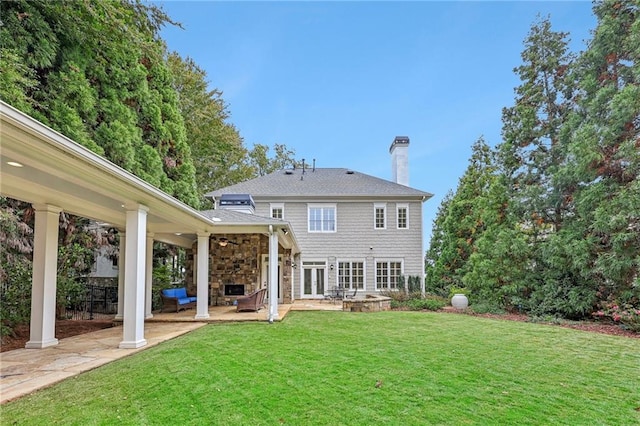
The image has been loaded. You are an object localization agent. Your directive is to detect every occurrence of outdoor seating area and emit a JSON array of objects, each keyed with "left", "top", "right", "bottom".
[{"left": 324, "top": 285, "right": 358, "bottom": 304}]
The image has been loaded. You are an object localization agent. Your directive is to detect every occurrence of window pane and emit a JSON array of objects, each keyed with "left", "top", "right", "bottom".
[
  {"left": 375, "top": 207, "right": 385, "bottom": 229},
  {"left": 397, "top": 207, "right": 407, "bottom": 228},
  {"left": 353, "top": 262, "right": 364, "bottom": 289},
  {"left": 309, "top": 206, "right": 336, "bottom": 232}
]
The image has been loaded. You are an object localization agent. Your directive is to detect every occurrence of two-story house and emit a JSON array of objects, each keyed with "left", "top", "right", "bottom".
[{"left": 205, "top": 137, "right": 432, "bottom": 302}]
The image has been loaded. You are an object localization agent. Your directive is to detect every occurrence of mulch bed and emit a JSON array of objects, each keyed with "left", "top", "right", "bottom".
[
  {"left": 438, "top": 306, "right": 639, "bottom": 339},
  {"left": 1, "top": 310, "right": 637, "bottom": 353}
]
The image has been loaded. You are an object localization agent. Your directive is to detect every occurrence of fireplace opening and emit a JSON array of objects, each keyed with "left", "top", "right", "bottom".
[{"left": 224, "top": 284, "right": 245, "bottom": 296}]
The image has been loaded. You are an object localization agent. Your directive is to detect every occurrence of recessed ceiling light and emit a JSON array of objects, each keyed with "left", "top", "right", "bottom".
[{"left": 7, "top": 161, "right": 23, "bottom": 167}]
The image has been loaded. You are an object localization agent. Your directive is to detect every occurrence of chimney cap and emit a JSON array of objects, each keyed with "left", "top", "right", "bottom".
[{"left": 389, "top": 136, "right": 410, "bottom": 153}]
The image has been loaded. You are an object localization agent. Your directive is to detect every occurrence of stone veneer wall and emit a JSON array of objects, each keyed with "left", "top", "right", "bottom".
[{"left": 185, "top": 233, "right": 293, "bottom": 304}]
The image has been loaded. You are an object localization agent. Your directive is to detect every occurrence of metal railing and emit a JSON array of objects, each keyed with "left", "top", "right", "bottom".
[{"left": 63, "top": 284, "right": 118, "bottom": 320}]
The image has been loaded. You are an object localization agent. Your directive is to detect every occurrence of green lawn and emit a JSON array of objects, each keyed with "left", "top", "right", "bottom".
[{"left": 2, "top": 312, "right": 639, "bottom": 425}]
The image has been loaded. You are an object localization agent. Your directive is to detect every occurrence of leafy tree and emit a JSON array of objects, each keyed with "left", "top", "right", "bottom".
[
  {"left": 247, "top": 143, "right": 298, "bottom": 177},
  {"left": 167, "top": 53, "right": 248, "bottom": 202},
  {"left": 0, "top": 199, "right": 34, "bottom": 336}
]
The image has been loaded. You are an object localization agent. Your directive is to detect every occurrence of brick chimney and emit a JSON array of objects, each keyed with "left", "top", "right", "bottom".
[{"left": 389, "top": 136, "right": 409, "bottom": 186}]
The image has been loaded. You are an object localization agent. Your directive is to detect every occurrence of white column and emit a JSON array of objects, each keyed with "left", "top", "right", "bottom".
[
  {"left": 115, "top": 232, "right": 125, "bottom": 320},
  {"left": 26, "top": 204, "right": 62, "bottom": 349},
  {"left": 119, "top": 205, "right": 148, "bottom": 349},
  {"left": 195, "top": 232, "right": 210, "bottom": 319},
  {"left": 145, "top": 233, "right": 154, "bottom": 319},
  {"left": 268, "top": 226, "right": 279, "bottom": 322}
]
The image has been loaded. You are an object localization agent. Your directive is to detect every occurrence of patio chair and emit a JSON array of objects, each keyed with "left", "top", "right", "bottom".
[
  {"left": 236, "top": 288, "right": 267, "bottom": 312},
  {"left": 344, "top": 286, "right": 358, "bottom": 300}
]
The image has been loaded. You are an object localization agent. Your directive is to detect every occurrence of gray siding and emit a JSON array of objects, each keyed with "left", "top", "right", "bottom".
[{"left": 256, "top": 200, "right": 423, "bottom": 298}]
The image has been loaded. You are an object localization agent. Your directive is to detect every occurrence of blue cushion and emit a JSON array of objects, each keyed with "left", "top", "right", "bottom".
[
  {"left": 177, "top": 297, "right": 193, "bottom": 305},
  {"left": 163, "top": 288, "right": 191, "bottom": 299},
  {"left": 162, "top": 288, "right": 177, "bottom": 298},
  {"left": 188, "top": 296, "right": 197, "bottom": 303}
]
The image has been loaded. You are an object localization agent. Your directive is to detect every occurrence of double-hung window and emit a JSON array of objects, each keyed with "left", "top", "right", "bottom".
[
  {"left": 308, "top": 204, "right": 336, "bottom": 232},
  {"left": 397, "top": 204, "right": 408, "bottom": 229},
  {"left": 375, "top": 260, "right": 403, "bottom": 290},
  {"left": 374, "top": 203, "right": 386, "bottom": 229},
  {"left": 270, "top": 203, "right": 284, "bottom": 219},
  {"left": 338, "top": 261, "right": 365, "bottom": 290}
]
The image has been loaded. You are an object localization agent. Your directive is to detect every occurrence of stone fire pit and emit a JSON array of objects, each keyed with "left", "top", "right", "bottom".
[{"left": 342, "top": 294, "right": 392, "bottom": 312}]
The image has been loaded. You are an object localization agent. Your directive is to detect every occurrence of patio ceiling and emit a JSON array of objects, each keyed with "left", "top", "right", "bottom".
[{"left": 0, "top": 101, "right": 298, "bottom": 251}]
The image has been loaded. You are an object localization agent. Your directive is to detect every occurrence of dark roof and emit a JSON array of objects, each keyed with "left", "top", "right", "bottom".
[{"left": 206, "top": 168, "right": 433, "bottom": 200}]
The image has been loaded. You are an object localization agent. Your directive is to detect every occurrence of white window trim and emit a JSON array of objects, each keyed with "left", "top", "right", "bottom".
[
  {"left": 336, "top": 259, "right": 366, "bottom": 291},
  {"left": 374, "top": 203, "right": 387, "bottom": 230},
  {"left": 307, "top": 203, "right": 337, "bottom": 233},
  {"left": 270, "top": 203, "right": 285, "bottom": 219},
  {"left": 396, "top": 203, "right": 409, "bottom": 229},
  {"left": 374, "top": 259, "right": 404, "bottom": 291}
]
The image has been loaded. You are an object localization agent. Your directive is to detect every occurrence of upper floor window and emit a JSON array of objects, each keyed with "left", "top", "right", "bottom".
[
  {"left": 375, "top": 260, "right": 403, "bottom": 290},
  {"left": 374, "top": 203, "right": 386, "bottom": 229},
  {"left": 308, "top": 204, "right": 336, "bottom": 232},
  {"left": 397, "top": 204, "right": 408, "bottom": 229},
  {"left": 270, "top": 203, "right": 284, "bottom": 220},
  {"left": 338, "top": 261, "right": 365, "bottom": 290}
]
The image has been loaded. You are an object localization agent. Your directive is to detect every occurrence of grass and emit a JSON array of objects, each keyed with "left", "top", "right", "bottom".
[{"left": 2, "top": 311, "right": 639, "bottom": 425}]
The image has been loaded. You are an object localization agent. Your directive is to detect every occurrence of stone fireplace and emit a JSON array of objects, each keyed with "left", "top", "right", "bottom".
[{"left": 185, "top": 233, "right": 293, "bottom": 304}]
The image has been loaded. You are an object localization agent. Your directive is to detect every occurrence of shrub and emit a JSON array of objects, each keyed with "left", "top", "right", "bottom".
[
  {"left": 448, "top": 286, "right": 469, "bottom": 300},
  {"left": 593, "top": 303, "right": 640, "bottom": 332},
  {"left": 406, "top": 298, "right": 446, "bottom": 311}
]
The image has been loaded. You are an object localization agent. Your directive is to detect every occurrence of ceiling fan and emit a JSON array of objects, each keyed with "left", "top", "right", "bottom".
[{"left": 214, "top": 237, "right": 238, "bottom": 247}]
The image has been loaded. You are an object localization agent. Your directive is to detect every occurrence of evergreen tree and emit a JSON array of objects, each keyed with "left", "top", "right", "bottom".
[
  {"left": 0, "top": 0, "right": 200, "bottom": 207},
  {"left": 499, "top": 16, "right": 576, "bottom": 236},
  {"left": 425, "top": 190, "right": 453, "bottom": 295},
  {"left": 561, "top": 0, "right": 640, "bottom": 308},
  {"left": 462, "top": 175, "right": 531, "bottom": 311},
  {"left": 425, "top": 138, "right": 496, "bottom": 295}
]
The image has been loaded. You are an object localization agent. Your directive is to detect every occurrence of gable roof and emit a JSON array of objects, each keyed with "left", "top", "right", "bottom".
[{"left": 207, "top": 168, "right": 433, "bottom": 201}]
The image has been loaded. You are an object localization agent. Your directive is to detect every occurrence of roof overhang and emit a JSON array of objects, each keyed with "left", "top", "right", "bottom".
[{"left": 0, "top": 101, "right": 299, "bottom": 253}]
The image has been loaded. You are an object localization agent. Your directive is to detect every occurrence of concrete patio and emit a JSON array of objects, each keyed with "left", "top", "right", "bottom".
[{"left": 0, "top": 300, "right": 341, "bottom": 404}]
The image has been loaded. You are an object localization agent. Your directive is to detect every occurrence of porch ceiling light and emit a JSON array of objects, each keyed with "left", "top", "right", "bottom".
[{"left": 7, "top": 161, "right": 23, "bottom": 167}]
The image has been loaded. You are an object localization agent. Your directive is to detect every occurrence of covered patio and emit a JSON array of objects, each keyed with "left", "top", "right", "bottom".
[{"left": 0, "top": 101, "right": 298, "bottom": 351}]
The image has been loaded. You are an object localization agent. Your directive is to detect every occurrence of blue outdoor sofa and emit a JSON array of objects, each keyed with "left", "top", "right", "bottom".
[{"left": 160, "top": 287, "right": 197, "bottom": 313}]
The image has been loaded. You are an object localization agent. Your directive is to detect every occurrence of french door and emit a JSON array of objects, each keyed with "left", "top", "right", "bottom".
[
  {"left": 302, "top": 261, "right": 326, "bottom": 298},
  {"left": 261, "top": 255, "right": 283, "bottom": 303}
]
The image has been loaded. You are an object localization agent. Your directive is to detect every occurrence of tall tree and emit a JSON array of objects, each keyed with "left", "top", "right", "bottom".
[
  {"left": 499, "top": 16, "right": 577, "bottom": 236},
  {"left": 0, "top": 0, "right": 200, "bottom": 207},
  {"left": 561, "top": 0, "right": 640, "bottom": 308},
  {"left": 425, "top": 138, "right": 496, "bottom": 295},
  {"left": 167, "top": 53, "right": 249, "bottom": 202},
  {"left": 425, "top": 190, "right": 453, "bottom": 295}
]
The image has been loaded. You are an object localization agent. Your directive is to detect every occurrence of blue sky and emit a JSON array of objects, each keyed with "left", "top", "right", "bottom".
[{"left": 157, "top": 1, "right": 597, "bottom": 245}]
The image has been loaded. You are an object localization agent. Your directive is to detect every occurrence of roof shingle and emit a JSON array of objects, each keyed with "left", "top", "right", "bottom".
[{"left": 206, "top": 168, "right": 432, "bottom": 199}]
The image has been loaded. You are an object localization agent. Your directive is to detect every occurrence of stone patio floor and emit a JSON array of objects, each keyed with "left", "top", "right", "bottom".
[{"left": 0, "top": 300, "right": 341, "bottom": 404}]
